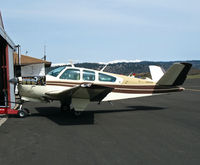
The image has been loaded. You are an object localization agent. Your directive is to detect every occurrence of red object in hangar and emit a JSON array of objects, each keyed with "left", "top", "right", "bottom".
[{"left": 0, "top": 12, "right": 18, "bottom": 115}]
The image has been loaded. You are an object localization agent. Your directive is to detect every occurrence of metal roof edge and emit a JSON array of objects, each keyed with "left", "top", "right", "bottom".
[{"left": 0, "top": 26, "right": 16, "bottom": 48}]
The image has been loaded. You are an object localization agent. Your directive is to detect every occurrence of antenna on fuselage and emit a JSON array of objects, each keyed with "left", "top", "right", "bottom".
[
  {"left": 44, "top": 45, "right": 46, "bottom": 61},
  {"left": 69, "top": 60, "right": 75, "bottom": 67},
  {"left": 100, "top": 63, "right": 109, "bottom": 72}
]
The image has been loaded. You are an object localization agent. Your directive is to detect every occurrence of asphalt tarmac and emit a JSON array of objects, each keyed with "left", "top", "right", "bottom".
[{"left": 0, "top": 79, "right": 200, "bottom": 165}]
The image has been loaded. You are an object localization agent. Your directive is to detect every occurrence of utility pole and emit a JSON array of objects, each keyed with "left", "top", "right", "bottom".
[
  {"left": 15, "top": 45, "right": 20, "bottom": 65},
  {"left": 44, "top": 45, "right": 46, "bottom": 61}
]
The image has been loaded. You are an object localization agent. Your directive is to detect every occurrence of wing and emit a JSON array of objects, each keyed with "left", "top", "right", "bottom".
[{"left": 45, "top": 84, "right": 113, "bottom": 111}]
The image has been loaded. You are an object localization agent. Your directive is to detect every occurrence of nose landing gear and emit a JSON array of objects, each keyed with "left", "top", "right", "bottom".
[{"left": 17, "top": 104, "right": 31, "bottom": 118}]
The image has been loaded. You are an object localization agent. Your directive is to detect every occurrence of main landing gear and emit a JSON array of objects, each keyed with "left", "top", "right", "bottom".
[
  {"left": 71, "top": 109, "right": 83, "bottom": 116},
  {"left": 60, "top": 104, "right": 83, "bottom": 116}
]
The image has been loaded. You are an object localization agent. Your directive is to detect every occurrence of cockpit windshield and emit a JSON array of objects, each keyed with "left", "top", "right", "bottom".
[{"left": 47, "top": 66, "right": 65, "bottom": 77}]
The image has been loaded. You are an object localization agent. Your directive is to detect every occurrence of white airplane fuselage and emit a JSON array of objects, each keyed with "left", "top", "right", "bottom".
[{"left": 18, "top": 66, "right": 183, "bottom": 106}]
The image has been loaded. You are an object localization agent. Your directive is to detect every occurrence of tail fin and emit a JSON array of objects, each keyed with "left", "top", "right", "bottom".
[
  {"left": 157, "top": 63, "right": 192, "bottom": 86},
  {"left": 149, "top": 65, "right": 165, "bottom": 82}
]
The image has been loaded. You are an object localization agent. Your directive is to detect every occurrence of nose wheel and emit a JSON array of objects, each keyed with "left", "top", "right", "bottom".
[{"left": 17, "top": 105, "right": 31, "bottom": 118}]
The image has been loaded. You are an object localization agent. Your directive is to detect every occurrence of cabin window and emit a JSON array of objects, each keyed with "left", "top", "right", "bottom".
[
  {"left": 47, "top": 66, "right": 65, "bottom": 77},
  {"left": 83, "top": 70, "right": 95, "bottom": 81},
  {"left": 99, "top": 73, "right": 116, "bottom": 82},
  {"left": 60, "top": 69, "right": 80, "bottom": 80}
]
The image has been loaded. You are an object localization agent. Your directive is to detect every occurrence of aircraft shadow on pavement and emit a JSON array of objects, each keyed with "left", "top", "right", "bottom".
[
  {"left": 93, "top": 105, "right": 165, "bottom": 114},
  {"left": 33, "top": 107, "right": 95, "bottom": 125},
  {"left": 32, "top": 105, "right": 165, "bottom": 126}
]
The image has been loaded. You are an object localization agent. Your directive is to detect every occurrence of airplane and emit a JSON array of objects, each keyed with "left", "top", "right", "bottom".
[{"left": 11, "top": 62, "right": 192, "bottom": 117}]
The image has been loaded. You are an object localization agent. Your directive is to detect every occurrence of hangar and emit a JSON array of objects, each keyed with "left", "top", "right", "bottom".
[
  {"left": 0, "top": 11, "right": 51, "bottom": 116},
  {"left": 0, "top": 12, "right": 16, "bottom": 113}
]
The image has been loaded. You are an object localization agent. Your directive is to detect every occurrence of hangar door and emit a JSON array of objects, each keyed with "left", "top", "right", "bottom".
[{"left": 0, "top": 37, "right": 7, "bottom": 106}]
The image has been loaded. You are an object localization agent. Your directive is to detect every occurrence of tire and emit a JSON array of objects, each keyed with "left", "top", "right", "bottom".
[
  {"left": 18, "top": 110, "right": 27, "bottom": 118},
  {"left": 73, "top": 110, "right": 83, "bottom": 116},
  {"left": 61, "top": 105, "right": 70, "bottom": 112}
]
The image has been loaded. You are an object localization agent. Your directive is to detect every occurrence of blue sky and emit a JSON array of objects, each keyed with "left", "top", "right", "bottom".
[{"left": 1, "top": 0, "right": 200, "bottom": 63}]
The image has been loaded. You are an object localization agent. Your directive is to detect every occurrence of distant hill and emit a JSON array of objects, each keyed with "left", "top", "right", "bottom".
[
  {"left": 47, "top": 60, "right": 200, "bottom": 76},
  {"left": 75, "top": 60, "right": 200, "bottom": 75}
]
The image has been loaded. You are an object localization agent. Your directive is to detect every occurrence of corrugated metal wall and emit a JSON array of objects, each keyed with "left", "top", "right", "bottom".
[{"left": 0, "top": 13, "right": 16, "bottom": 109}]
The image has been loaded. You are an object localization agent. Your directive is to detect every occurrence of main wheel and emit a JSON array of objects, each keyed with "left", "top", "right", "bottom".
[
  {"left": 74, "top": 111, "right": 82, "bottom": 116},
  {"left": 61, "top": 105, "right": 71, "bottom": 112},
  {"left": 72, "top": 109, "right": 83, "bottom": 116}
]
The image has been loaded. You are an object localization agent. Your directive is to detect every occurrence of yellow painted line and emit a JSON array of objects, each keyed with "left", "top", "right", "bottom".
[
  {"left": 184, "top": 86, "right": 200, "bottom": 88},
  {"left": 0, "top": 117, "right": 7, "bottom": 127},
  {"left": 185, "top": 88, "right": 200, "bottom": 92}
]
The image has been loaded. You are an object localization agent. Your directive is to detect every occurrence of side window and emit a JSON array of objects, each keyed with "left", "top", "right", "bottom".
[
  {"left": 83, "top": 70, "right": 95, "bottom": 81},
  {"left": 99, "top": 73, "right": 116, "bottom": 82},
  {"left": 60, "top": 69, "right": 80, "bottom": 80}
]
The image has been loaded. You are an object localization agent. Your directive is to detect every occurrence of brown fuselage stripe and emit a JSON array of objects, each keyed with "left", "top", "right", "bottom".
[
  {"left": 47, "top": 83, "right": 75, "bottom": 87},
  {"left": 113, "top": 88, "right": 182, "bottom": 94},
  {"left": 46, "top": 81, "right": 174, "bottom": 89},
  {"left": 47, "top": 81, "right": 81, "bottom": 85},
  {"left": 46, "top": 82, "right": 182, "bottom": 94}
]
